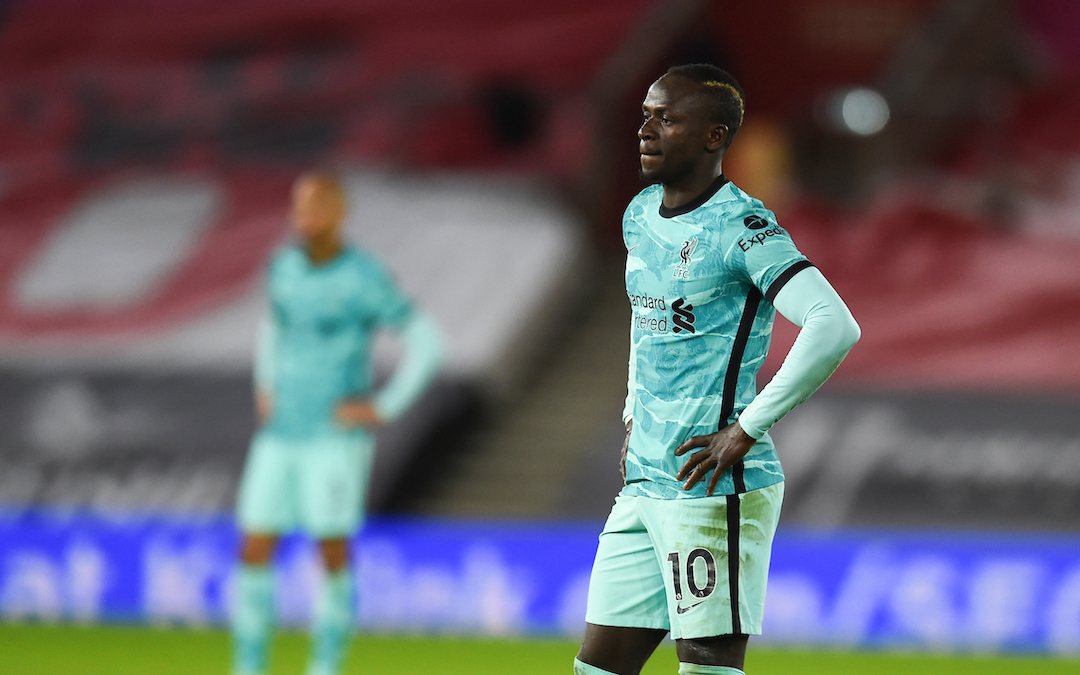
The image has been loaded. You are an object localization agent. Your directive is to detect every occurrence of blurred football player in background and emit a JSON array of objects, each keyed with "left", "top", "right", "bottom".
[{"left": 232, "top": 172, "right": 445, "bottom": 675}]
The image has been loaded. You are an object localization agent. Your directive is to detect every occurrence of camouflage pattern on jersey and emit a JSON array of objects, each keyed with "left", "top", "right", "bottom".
[
  {"left": 258, "top": 245, "right": 412, "bottom": 439},
  {"left": 622, "top": 178, "right": 807, "bottom": 499}
]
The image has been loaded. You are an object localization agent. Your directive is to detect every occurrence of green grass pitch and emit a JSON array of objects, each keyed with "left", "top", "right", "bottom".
[{"left": 2, "top": 623, "right": 1079, "bottom": 674}]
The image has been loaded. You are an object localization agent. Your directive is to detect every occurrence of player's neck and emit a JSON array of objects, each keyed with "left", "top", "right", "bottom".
[
  {"left": 305, "top": 232, "right": 343, "bottom": 265},
  {"left": 661, "top": 165, "right": 726, "bottom": 212},
  {"left": 661, "top": 161, "right": 725, "bottom": 211}
]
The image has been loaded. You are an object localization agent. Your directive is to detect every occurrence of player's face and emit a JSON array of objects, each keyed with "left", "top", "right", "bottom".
[
  {"left": 638, "top": 75, "right": 721, "bottom": 185},
  {"left": 291, "top": 179, "right": 343, "bottom": 241}
]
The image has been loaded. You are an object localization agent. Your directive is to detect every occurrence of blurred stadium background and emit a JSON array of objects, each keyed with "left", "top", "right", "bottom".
[{"left": 2, "top": 0, "right": 1080, "bottom": 672}]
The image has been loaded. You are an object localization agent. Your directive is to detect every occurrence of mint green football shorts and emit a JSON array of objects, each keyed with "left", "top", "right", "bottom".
[
  {"left": 236, "top": 429, "right": 375, "bottom": 539},
  {"left": 584, "top": 481, "right": 784, "bottom": 639}
]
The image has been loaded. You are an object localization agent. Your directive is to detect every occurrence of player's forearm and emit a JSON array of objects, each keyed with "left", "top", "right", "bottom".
[
  {"left": 737, "top": 268, "right": 860, "bottom": 439},
  {"left": 253, "top": 316, "right": 278, "bottom": 392},
  {"left": 373, "top": 311, "right": 446, "bottom": 422}
]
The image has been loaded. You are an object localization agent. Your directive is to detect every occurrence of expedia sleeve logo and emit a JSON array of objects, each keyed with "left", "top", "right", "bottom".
[
  {"left": 737, "top": 216, "right": 786, "bottom": 252},
  {"left": 744, "top": 215, "right": 770, "bottom": 230}
]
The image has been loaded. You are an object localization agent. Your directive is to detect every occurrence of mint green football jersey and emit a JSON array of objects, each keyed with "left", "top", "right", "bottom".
[
  {"left": 261, "top": 245, "right": 413, "bottom": 439},
  {"left": 622, "top": 176, "right": 813, "bottom": 499}
]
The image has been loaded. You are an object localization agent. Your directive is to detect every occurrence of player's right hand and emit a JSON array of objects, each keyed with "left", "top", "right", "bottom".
[
  {"left": 335, "top": 399, "right": 382, "bottom": 429},
  {"left": 620, "top": 419, "right": 632, "bottom": 483},
  {"left": 256, "top": 391, "right": 274, "bottom": 425},
  {"left": 674, "top": 421, "right": 757, "bottom": 496}
]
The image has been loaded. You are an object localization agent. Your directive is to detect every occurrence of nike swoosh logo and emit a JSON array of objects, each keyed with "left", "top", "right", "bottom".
[
  {"left": 627, "top": 245, "right": 639, "bottom": 253},
  {"left": 676, "top": 601, "right": 704, "bottom": 614}
]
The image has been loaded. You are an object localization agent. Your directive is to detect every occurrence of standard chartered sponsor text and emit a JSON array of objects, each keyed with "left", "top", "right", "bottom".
[
  {"left": 630, "top": 293, "right": 668, "bottom": 332},
  {"left": 628, "top": 292, "right": 667, "bottom": 310}
]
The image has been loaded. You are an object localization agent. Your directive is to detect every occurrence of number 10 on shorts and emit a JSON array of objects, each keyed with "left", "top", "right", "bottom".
[{"left": 667, "top": 548, "right": 717, "bottom": 602}]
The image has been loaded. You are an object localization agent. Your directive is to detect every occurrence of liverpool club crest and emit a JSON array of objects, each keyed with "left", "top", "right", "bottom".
[{"left": 673, "top": 237, "right": 697, "bottom": 279}]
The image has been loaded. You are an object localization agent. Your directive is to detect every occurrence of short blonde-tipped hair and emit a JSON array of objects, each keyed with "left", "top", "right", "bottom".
[
  {"left": 702, "top": 80, "right": 745, "bottom": 124},
  {"left": 666, "top": 64, "right": 745, "bottom": 148}
]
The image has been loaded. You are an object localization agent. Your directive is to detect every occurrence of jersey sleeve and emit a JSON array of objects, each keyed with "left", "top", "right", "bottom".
[
  {"left": 253, "top": 315, "right": 276, "bottom": 393},
  {"left": 720, "top": 205, "right": 812, "bottom": 300},
  {"left": 373, "top": 310, "right": 446, "bottom": 421},
  {"left": 622, "top": 198, "right": 639, "bottom": 248},
  {"left": 368, "top": 259, "right": 414, "bottom": 329},
  {"left": 253, "top": 253, "right": 286, "bottom": 392},
  {"left": 621, "top": 197, "right": 640, "bottom": 424},
  {"left": 737, "top": 267, "right": 860, "bottom": 438},
  {"left": 622, "top": 321, "right": 637, "bottom": 424}
]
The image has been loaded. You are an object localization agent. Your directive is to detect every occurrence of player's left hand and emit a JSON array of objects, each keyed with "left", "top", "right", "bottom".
[
  {"left": 674, "top": 421, "right": 757, "bottom": 496},
  {"left": 335, "top": 399, "right": 382, "bottom": 429}
]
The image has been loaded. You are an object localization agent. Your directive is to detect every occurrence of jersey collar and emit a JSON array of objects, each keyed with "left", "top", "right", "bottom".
[{"left": 658, "top": 174, "right": 729, "bottom": 219}]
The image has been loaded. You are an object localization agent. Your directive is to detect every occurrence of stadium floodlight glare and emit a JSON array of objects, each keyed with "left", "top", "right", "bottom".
[{"left": 832, "top": 87, "right": 890, "bottom": 136}]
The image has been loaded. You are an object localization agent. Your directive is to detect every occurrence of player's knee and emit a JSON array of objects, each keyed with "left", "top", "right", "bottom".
[
  {"left": 318, "top": 538, "right": 350, "bottom": 571},
  {"left": 675, "top": 634, "right": 748, "bottom": 669},
  {"left": 574, "top": 648, "right": 631, "bottom": 675},
  {"left": 240, "top": 533, "right": 279, "bottom": 565}
]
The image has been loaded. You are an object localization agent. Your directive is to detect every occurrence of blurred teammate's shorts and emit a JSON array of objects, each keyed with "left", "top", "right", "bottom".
[
  {"left": 236, "top": 429, "right": 375, "bottom": 538},
  {"left": 584, "top": 481, "right": 784, "bottom": 639}
]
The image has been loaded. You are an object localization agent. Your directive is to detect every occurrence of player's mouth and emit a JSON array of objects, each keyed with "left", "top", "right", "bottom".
[{"left": 640, "top": 151, "right": 661, "bottom": 170}]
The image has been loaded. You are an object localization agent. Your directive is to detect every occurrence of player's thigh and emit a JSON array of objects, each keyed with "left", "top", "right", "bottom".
[
  {"left": 585, "top": 496, "right": 670, "bottom": 633},
  {"left": 236, "top": 431, "right": 296, "bottom": 535},
  {"left": 641, "top": 482, "right": 784, "bottom": 640},
  {"left": 296, "top": 432, "right": 373, "bottom": 539}
]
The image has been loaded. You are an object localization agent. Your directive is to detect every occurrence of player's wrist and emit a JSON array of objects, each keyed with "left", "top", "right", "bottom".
[
  {"left": 732, "top": 419, "right": 757, "bottom": 443},
  {"left": 733, "top": 410, "right": 767, "bottom": 440}
]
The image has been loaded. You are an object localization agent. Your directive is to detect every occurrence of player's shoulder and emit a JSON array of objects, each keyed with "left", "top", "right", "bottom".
[
  {"left": 701, "top": 181, "right": 774, "bottom": 228},
  {"left": 702, "top": 181, "right": 785, "bottom": 244},
  {"left": 631, "top": 183, "right": 664, "bottom": 205},
  {"left": 340, "top": 244, "right": 384, "bottom": 271},
  {"left": 267, "top": 244, "right": 304, "bottom": 274},
  {"left": 623, "top": 184, "right": 664, "bottom": 223},
  {"left": 339, "top": 245, "right": 401, "bottom": 286}
]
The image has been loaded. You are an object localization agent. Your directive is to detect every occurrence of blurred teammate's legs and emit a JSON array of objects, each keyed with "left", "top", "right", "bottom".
[
  {"left": 232, "top": 431, "right": 368, "bottom": 675},
  {"left": 299, "top": 433, "right": 370, "bottom": 675},
  {"left": 233, "top": 534, "right": 280, "bottom": 675},
  {"left": 306, "top": 539, "right": 353, "bottom": 675},
  {"left": 233, "top": 432, "right": 296, "bottom": 675}
]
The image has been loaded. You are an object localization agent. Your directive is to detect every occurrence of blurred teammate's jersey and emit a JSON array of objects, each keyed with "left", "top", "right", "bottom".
[
  {"left": 622, "top": 176, "right": 810, "bottom": 499},
  {"left": 258, "top": 245, "right": 412, "bottom": 439}
]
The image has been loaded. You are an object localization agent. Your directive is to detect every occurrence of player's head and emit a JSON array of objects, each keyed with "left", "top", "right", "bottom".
[
  {"left": 291, "top": 171, "right": 346, "bottom": 241},
  {"left": 638, "top": 64, "right": 745, "bottom": 184}
]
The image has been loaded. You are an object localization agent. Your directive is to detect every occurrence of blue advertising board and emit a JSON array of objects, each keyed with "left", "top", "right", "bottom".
[{"left": 3, "top": 509, "right": 1080, "bottom": 654}]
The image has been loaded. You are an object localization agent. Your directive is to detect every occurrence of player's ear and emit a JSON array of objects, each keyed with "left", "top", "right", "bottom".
[{"left": 706, "top": 124, "right": 729, "bottom": 153}]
